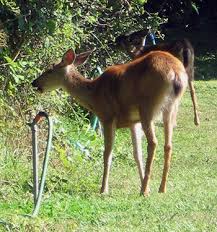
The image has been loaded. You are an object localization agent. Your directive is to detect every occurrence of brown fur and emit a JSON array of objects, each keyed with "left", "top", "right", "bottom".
[
  {"left": 115, "top": 33, "right": 199, "bottom": 125},
  {"left": 32, "top": 49, "right": 188, "bottom": 196}
]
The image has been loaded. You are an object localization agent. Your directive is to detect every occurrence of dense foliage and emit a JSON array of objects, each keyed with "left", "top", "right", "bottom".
[
  {"left": 1, "top": 1, "right": 217, "bottom": 230},
  {"left": 0, "top": 0, "right": 215, "bottom": 151},
  {"left": 0, "top": 4, "right": 168, "bottom": 184},
  {"left": 0, "top": 0, "right": 165, "bottom": 120},
  {"left": 0, "top": 0, "right": 167, "bottom": 152},
  {"left": 1, "top": 0, "right": 211, "bottom": 117},
  {"left": 0, "top": 0, "right": 215, "bottom": 162}
]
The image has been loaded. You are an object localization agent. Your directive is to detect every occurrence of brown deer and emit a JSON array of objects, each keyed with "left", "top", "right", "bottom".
[
  {"left": 32, "top": 48, "right": 188, "bottom": 196},
  {"left": 115, "top": 33, "right": 200, "bottom": 126}
]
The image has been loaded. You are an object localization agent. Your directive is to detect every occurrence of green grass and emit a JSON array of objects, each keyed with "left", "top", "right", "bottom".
[
  {"left": 1, "top": 80, "right": 217, "bottom": 231},
  {"left": 1, "top": 35, "right": 217, "bottom": 231}
]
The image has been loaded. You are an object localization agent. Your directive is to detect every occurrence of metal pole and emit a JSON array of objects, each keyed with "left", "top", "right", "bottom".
[{"left": 32, "top": 123, "right": 39, "bottom": 206}]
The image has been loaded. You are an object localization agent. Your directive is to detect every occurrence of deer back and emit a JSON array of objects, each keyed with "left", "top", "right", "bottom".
[{"left": 115, "top": 31, "right": 194, "bottom": 81}]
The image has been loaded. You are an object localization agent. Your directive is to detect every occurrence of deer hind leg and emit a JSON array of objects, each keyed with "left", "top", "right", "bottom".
[
  {"left": 100, "top": 120, "right": 116, "bottom": 194},
  {"left": 130, "top": 123, "right": 144, "bottom": 186},
  {"left": 171, "top": 100, "right": 179, "bottom": 128},
  {"left": 159, "top": 103, "right": 175, "bottom": 193},
  {"left": 189, "top": 80, "right": 200, "bottom": 126},
  {"left": 139, "top": 106, "right": 158, "bottom": 196}
]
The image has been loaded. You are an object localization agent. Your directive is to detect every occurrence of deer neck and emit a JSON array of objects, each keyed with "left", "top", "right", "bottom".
[{"left": 64, "top": 69, "right": 96, "bottom": 112}]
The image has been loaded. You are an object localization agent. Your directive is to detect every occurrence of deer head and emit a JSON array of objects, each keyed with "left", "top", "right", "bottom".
[
  {"left": 32, "top": 49, "right": 93, "bottom": 93},
  {"left": 115, "top": 28, "right": 150, "bottom": 56}
]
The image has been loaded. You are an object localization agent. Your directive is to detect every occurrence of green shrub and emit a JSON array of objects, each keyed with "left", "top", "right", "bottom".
[{"left": 0, "top": 0, "right": 165, "bottom": 158}]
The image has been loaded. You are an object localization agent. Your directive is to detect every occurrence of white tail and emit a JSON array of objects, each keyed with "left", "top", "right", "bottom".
[{"left": 32, "top": 49, "right": 188, "bottom": 196}]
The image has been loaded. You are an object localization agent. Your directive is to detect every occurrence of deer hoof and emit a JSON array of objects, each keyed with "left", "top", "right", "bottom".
[
  {"left": 158, "top": 186, "right": 166, "bottom": 193},
  {"left": 100, "top": 188, "right": 109, "bottom": 195}
]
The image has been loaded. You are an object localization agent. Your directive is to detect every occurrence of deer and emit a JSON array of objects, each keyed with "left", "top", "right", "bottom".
[
  {"left": 115, "top": 32, "right": 200, "bottom": 127},
  {"left": 32, "top": 48, "right": 188, "bottom": 196}
]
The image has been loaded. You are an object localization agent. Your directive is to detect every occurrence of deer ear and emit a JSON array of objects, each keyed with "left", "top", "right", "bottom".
[
  {"left": 62, "top": 49, "right": 76, "bottom": 65},
  {"left": 74, "top": 50, "right": 94, "bottom": 67}
]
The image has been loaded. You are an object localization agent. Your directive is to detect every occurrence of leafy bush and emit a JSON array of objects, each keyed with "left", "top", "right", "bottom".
[{"left": 0, "top": 0, "right": 165, "bottom": 157}]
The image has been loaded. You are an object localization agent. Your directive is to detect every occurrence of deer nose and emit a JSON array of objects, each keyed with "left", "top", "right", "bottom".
[
  {"left": 32, "top": 79, "right": 38, "bottom": 87},
  {"left": 32, "top": 80, "right": 43, "bottom": 92}
]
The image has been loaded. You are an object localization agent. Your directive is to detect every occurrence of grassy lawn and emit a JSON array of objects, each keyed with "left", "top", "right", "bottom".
[{"left": 1, "top": 41, "right": 217, "bottom": 231}]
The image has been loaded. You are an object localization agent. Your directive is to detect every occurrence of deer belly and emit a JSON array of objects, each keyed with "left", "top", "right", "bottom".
[
  {"left": 117, "top": 108, "right": 140, "bottom": 128},
  {"left": 129, "top": 109, "right": 140, "bottom": 121}
]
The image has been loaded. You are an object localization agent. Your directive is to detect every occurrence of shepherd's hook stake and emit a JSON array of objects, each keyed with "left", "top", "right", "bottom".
[{"left": 28, "top": 111, "right": 53, "bottom": 217}]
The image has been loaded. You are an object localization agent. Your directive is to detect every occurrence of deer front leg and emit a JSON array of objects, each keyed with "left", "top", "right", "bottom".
[
  {"left": 130, "top": 123, "right": 144, "bottom": 185},
  {"left": 100, "top": 120, "right": 116, "bottom": 194},
  {"left": 159, "top": 105, "right": 174, "bottom": 193}
]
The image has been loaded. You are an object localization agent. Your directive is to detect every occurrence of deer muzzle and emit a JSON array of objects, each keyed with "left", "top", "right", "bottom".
[{"left": 32, "top": 79, "right": 43, "bottom": 93}]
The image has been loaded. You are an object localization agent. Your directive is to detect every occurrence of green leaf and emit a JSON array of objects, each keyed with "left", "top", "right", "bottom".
[
  {"left": 13, "top": 74, "right": 24, "bottom": 84},
  {"left": 136, "top": 0, "right": 147, "bottom": 5},
  {"left": 47, "top": 20, "right": 56, "bottom": 34},
  {"left": 18, "top": 16, "right": 25, "bottom": 31},
  {"left": 4, "top": 56, "right": 13, "bottom": 64},
  {"left": 45, "top": 37, "right": 50, "bottom": 48},
  {"left": 191, "top": 2, "right": 199, "bottom": 15},
  {"left": 88, "top": 16, "right": 97, "bottom": 24}
]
